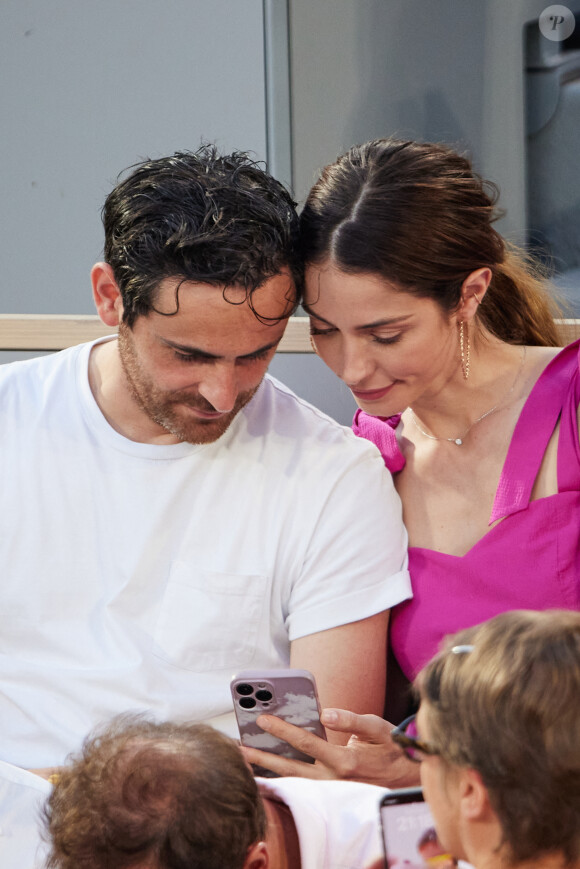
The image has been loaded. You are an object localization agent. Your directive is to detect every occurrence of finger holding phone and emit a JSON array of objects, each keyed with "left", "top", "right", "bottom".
[{"left": 240, "top": 706, "right": 420, "bottom": 788}]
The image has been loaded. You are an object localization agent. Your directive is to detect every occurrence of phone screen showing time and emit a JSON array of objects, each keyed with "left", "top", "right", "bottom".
[{"left": 380, "top": 797, "right": 455, "bottom": 869}]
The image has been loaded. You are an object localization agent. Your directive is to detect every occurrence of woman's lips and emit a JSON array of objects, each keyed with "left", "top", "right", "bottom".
[{"left": 350, "top": 383, "right": 397, "bottom": 401}]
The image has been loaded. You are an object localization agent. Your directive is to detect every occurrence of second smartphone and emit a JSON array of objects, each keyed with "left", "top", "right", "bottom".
[{"left": 380, "top": 787, "right": 456, "bottom": 869}]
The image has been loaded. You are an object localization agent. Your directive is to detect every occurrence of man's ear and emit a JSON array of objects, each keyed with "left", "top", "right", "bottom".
[
  {"left": 91, "top": 262, "right": 124, "bottom": 327},
  {"left": 244, "top": 841, "right": 269, "bottom": 869}
]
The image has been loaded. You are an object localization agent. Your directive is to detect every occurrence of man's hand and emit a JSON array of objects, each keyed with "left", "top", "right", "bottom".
[{"left": 240, "top": 708, "right": 420, "bottom": 788}]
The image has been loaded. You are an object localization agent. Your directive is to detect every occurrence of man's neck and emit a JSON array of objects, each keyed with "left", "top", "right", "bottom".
[
  {"left": 88, "top": 338, "right": 181, "bottom": 445},
  {"left": 263, "top": 797, "right": 301, "bottom": 869}
]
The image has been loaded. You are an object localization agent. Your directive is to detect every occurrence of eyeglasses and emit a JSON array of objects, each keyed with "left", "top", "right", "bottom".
[{"left": 390, "top": 714, "right": 439, "bottom": 763}]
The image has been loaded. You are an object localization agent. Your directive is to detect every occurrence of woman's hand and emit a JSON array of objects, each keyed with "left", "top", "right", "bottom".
[{"left": 240, "top": 708, "right": 420, "bottom": 788}]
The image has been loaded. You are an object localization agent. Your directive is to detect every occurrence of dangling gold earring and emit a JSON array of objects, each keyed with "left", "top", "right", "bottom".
[
  {"left": 309, "top": 334, "right": 319, "bottom": 355},
  {"left": 459, "top": 320, "right": 470, "bottom": 380}
]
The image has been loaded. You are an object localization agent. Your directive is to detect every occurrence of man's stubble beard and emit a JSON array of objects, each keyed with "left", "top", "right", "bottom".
[{"left": 117, "top": 326, "right": 260, "bottom": 445}]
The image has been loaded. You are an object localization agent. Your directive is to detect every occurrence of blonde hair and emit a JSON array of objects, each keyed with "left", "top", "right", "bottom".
[{"left": 417, "top": 610, "right": 580, "bottom": 865}]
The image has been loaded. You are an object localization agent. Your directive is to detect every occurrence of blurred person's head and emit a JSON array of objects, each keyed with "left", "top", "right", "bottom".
[
  {"left": 44, "top": 715, "right": 267, "bottom": 869},
  {"left": 415, "top": 610, "right": 580, "bottom": 868}
]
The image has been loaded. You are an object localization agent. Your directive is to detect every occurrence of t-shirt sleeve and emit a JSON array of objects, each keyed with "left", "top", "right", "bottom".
[{"left": 285, "top": 440, "right": 411, "bottom": 641}]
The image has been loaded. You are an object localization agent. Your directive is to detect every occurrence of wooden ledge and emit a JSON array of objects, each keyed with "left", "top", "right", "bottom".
[
  {"left": 557, "top": 319, "right": 580, "bottom": 345},
  {"left": 0, "top": 314, "right": 312, "bottom": 353},
  {"left": 1, "top": 314, "right": 579, "bottom": 353}
]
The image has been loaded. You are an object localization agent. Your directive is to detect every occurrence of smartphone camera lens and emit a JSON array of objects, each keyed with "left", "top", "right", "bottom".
[
  {"left": 235, "top": 683, "right": 254, "bottom": 696},
  {"left": 239, "top": 697, "right": 257, "bottom": 709},
  {"left": 255, "top": 689, "right": 273, "bottom": 702}
]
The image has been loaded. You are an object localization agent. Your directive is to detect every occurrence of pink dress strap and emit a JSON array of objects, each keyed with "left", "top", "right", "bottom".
[
  {"left": 490, "top": 341, "right": 580, "bottom": 522},
  {"left": 557, "top": 343, "right": 580, "bottom": 492}
]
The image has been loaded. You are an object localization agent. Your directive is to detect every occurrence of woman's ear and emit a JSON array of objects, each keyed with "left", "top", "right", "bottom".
[
  {"left": 91, "top": 262, "right": 124, "bottom": 327},
  {"left": 460, "top": 268, "right": 492, "bottom": 321}
]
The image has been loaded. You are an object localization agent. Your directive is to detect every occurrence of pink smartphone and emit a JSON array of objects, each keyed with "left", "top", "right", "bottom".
[{"left": 230, "top": 668, "right": 326, "bottom": 776}]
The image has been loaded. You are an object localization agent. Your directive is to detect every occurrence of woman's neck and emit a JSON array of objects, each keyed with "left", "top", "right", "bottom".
[{"left": 407, "top": 336, "right": 530, "bottom": 438}]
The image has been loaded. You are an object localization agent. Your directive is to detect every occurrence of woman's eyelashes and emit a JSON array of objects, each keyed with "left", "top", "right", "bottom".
[
  {"left": 310, "top": 326, "right": 336, "bottom": 337},
  {"left": 309, "top": 327, "right": 402, "bottom": 346},
  {"left": 372, "top": 333, "right": 402, "bottom": 345}
]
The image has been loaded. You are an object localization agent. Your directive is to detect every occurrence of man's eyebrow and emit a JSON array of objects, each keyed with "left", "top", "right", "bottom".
[
  {"left": 303, "top": 305, "right": 411, "bottom": 330},
  {"left": 162, "top": 338, "right": 281, "bottom": 359},
  {"left": 238, "top": 339, "right": 281, "bottom": 358}
]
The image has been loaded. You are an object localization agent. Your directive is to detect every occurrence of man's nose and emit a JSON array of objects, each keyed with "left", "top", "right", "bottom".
[{"left": 197, "top": 363, "right": 239, "bottom": 413}]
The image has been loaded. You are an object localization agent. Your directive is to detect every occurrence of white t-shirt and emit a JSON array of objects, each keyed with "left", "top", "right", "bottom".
[
  {"left": 0, "top": 339, "right": 410, "bottom": 767},
  {"left": 259, "top": 777, "right": 388, "bottom": 869},
  {"left": 0, "top": 763, "right": 51, "bottom": 869}
]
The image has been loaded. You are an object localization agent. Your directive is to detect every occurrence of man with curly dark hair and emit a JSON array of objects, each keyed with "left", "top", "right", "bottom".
[{"left": 0, "top": 146, "right": 409, "bottom": 785}]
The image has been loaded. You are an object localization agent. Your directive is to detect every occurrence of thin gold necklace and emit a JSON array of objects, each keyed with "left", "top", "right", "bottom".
[{"left": 409, "top": 346, "right": 527, "bottom": 446}]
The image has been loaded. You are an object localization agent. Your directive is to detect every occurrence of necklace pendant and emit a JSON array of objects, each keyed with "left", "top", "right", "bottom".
[{"left": 454, "top": 438, "right": 463, "bottom": 445}]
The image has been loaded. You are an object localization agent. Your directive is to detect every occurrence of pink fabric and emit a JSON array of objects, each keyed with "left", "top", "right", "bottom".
[{"left": 353, "top": 341, "right": 580, "bottom": 680}]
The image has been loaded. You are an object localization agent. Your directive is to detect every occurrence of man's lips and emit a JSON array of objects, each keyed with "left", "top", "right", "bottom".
[
  {"left": 176, "top": 401, "right": 227, "bottom": 419},
  {"left": 350, "top": 383, "right": 397, "bottom": 401}
]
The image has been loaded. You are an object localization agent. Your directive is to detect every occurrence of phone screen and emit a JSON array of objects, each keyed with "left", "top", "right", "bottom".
[{"left": 380, "top": 793, "right": 455, "bottom": 869}]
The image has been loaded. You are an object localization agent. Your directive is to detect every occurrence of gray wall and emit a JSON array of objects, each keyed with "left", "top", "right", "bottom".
[
  {"left": 289, "top": 0, "right": 552, "bottom": 241},
  {"left": 284, "top": 0, "right": 572, "bottom": 421},
  {"left": 0, "top": 0, "right": 269, "bottom": 315},
  {"left": 5, "top": 0, "right": 556, "bottom": 315}
]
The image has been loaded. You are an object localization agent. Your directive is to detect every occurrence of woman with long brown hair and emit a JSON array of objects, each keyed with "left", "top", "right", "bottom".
[
  {"left": 300, "top": 138, "right": 579, "bottom": 689},
  {"left": 242, "top": 139, "right": 580, "bottom": 784}
]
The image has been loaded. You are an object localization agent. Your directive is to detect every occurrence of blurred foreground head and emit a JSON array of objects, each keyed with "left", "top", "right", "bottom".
[
  {"left": 418, "top": 609, "right": 580, "bottom": 866},
  {"left": 44, "top": 715, "right": 266, "bottom": 869}
]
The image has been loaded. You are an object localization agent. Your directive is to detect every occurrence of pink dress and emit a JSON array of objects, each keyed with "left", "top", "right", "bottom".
[{"left": 353, "top": 341, "right": 580, "bottom": 680}]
